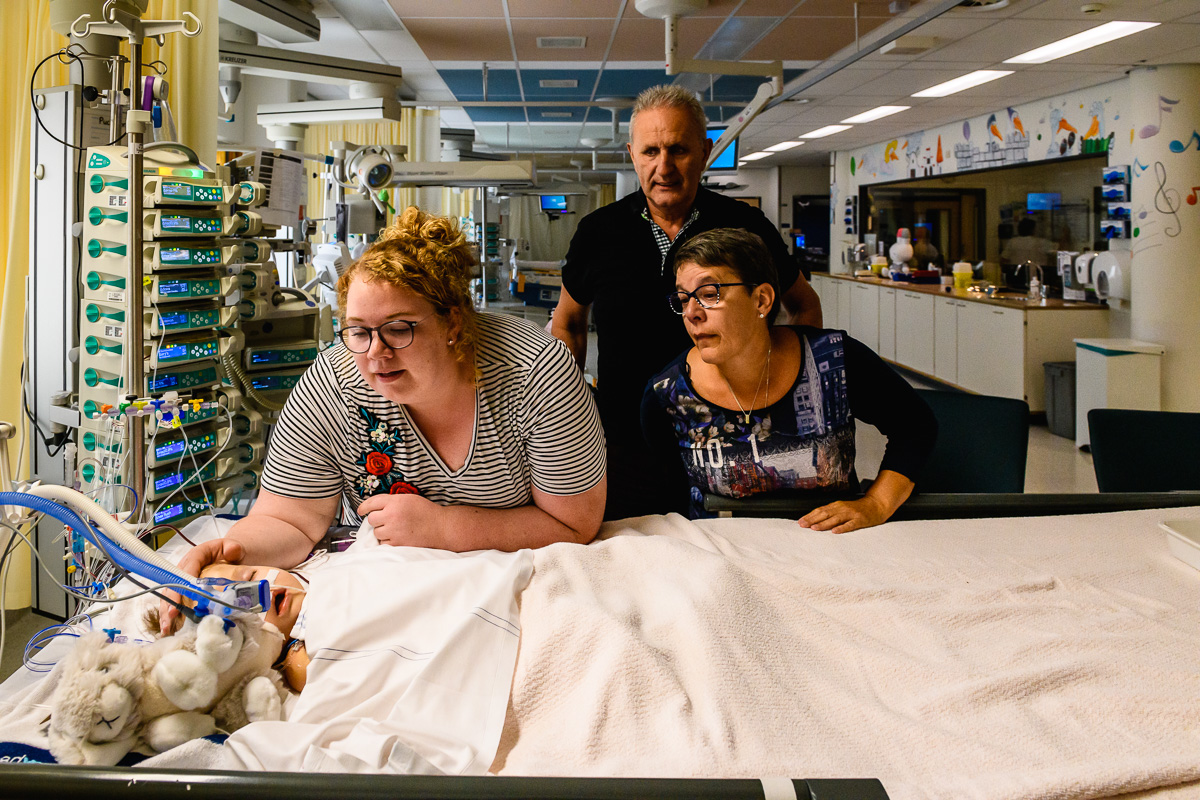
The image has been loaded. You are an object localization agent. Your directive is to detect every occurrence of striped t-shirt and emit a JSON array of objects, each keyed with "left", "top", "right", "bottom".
[{"left": 261, "top": 312, "right": 606, "bottom": 525}]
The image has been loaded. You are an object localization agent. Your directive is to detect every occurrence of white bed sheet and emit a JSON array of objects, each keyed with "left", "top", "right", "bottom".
[
  {"left": 4, "top": 506, "right": 1200, "bottom": 800},
  {"left": 495, "top": 508, "right": 1200, "bottom": 800}
]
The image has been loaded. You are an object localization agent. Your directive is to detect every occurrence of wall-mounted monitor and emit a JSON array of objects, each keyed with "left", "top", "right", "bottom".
[
  {"left": 706, "top": 126, "right": 739, "bottom": 172},
  {"left": 1026, "top": 192, "right": 1062, "bottom": 210},
  {"left": 540, "top": 194, "right": 568, "bottom": 212}
]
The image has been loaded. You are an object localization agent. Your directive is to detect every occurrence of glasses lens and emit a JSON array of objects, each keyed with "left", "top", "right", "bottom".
[
  {"left": 341, "top": 327, "right": 372, "bottom": 353},
  {"left": 696, "top": 284, "right": 721, "bottom": 308},
  {"left": 667, "top": 292, "right": 687, "bottom": 314},
  {"left": 378, "top": 320, "right": 415, "bottom": 350}
]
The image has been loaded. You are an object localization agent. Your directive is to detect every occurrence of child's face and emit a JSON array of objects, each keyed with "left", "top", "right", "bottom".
[{"left": 199, "top": 563, "right": 305, "bottom": 637}]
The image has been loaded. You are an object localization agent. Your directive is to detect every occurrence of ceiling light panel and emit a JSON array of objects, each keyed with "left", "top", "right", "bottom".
[
  {"left": 912, "top": 70, "right": 1013, "bottom": 98},
  {"left": 841, "top": 105, "right": 910, "bottom": 124},
  {"left": 1003, "top": 21, "right": 1160, "bottom": 65},
  {"left": 800, "top": 125, "right": 853, "bottom": 139},
  {"left": 766, "top": 141, "right": 805, "bottom": 152},
  {"left": 740, "top": 152, "right": 771, "bottom": 161}
]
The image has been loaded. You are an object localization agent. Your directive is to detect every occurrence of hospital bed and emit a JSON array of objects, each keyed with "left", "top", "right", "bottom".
[{"left": 2, "top": 502, "right": 1200, "bottom": 800}]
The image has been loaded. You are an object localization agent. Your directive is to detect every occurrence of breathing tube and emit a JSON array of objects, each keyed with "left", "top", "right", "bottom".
[{"left": 0, "top": 487, "right": 211, "bottom": 606}]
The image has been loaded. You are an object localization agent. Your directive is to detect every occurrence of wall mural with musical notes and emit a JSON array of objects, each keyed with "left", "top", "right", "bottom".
[{"left": 847, "top": 79, "right": 1127, "bottom": 188}]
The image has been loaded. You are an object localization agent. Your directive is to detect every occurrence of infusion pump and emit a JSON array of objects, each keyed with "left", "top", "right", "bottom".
[{"left": 77, "top": 144, "right": 330, "bottom": 528}]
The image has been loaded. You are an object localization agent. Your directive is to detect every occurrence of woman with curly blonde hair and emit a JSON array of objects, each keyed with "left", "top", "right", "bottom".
[{"left": 162, "top": 208, "right": 606, "bottom": 629}]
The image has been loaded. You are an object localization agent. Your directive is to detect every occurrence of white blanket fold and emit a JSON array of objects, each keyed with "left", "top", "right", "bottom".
[{"left": 225, "top": 542, "right": 532, "bottom": 774}]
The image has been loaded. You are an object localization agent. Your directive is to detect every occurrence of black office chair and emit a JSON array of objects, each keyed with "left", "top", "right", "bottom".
[
  {"left": 912, "top": 389, "right": 1030, "bottom": 493},
  {"left": 1088, "top": 408, "right": 1200, "bottom": 492}
]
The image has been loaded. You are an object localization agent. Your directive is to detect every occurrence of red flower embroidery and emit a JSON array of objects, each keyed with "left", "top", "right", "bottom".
[
  {"left": 364, "top": 451, "right": 393, "bottom": 476},
  {"left": 388, "top": 481, "right": 419, "bottom": 495}
]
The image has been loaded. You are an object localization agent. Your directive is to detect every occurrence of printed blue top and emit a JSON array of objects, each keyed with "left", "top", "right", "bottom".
[{"left": 641, "top": 327, "right": 938, "bottom": 518}]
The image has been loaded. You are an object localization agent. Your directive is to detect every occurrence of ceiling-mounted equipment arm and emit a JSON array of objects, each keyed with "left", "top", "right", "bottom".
[
  {"left": 661, "top": 13, "right": 782, "bottom": 81},
  {"left": 706, "top": 76, "right": 781, "bottom": 169}
]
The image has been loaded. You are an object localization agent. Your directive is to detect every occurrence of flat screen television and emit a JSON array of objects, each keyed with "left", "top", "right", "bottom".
[
  {"left": 706, "top": 126, "right": 739, "bottom": 172},
  {"left": 540, "top": 194, "right": 568, "bottom": 212}
]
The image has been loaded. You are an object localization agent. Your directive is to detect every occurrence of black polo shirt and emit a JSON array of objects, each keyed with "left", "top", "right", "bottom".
[{"left": 562, "top": 188, "right": 799, "bottom": 443}]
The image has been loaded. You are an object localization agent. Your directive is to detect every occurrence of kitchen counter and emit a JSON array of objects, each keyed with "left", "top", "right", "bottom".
[
  {"left": 808, "top": 272, "right": 1110, "bottom": 411},
  {"left": 812, "top": 271, "right": 1104, "bottom": 312}
]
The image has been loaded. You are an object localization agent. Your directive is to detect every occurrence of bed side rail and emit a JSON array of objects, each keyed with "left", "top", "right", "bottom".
[
  {"left": 704, "top": 491, "right": 1200, "bottom": 520},
  {"left": 0, "top": 765, "right": 889, "bottom": 799}
]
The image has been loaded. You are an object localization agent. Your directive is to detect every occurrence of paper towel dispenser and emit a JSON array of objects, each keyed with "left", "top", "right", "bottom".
[{"left": 1091, "top": 250, "right": 1130, "bottom": 300}]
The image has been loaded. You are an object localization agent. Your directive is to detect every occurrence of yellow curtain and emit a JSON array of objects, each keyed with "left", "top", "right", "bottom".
[{"left": 0, "top": 0, "right": 215, "bottom": 608}]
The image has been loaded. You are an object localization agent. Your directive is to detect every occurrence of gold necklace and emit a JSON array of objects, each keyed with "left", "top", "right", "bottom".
[{"left": 719, "top": 344, "right": 771, "bottom": 425}]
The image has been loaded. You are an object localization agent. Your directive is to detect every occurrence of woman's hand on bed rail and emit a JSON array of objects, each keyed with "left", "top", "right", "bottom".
[
  {"left": 798, "top": 469, "right": 915, "bottom": 533},
  {"left": 158, "top": 538, "right": 246, "bottom": 635}
]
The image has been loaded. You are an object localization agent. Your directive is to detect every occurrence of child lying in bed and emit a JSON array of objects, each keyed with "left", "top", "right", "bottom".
[{"left": 145, "top": 563, "right": 312, "bottom": 692}]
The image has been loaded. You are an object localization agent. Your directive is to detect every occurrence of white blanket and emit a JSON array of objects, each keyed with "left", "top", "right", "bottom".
[
  {"left": 225, "top": 534, "right": 532, "bottom": 774},
  {"left": 494, "top": 509, "right": 1200, "bottom": 800}
]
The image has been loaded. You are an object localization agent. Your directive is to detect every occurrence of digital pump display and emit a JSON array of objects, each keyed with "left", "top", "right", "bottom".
[
  {"left": 156, "top": 440, "right": 186, "bottom": 459},
  {"left": 157, "top": 344, "right": 189, "bottom": 360},
  {"left": 154, "top": 503, "right": 184, "bottom": 524},
  {"left": 158, "top": 281, "right": 189, "bottom": 295}
]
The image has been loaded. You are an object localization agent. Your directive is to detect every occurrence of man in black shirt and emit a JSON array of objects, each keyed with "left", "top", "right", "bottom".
[{"left": 551, "top": 85, "right": 823, "bottom": 519}]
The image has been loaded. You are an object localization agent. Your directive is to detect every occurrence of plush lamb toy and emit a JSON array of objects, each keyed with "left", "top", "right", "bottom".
[{"left": 47, "top": 612, "right": 288, "bottom": 766}]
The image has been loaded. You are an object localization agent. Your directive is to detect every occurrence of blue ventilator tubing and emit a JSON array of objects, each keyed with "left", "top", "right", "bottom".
[{"left": 0, "top": 491, "right": 213, "bottom": 605}]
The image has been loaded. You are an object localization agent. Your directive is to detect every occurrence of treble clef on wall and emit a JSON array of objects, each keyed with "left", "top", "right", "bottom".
[{"left": 1153, "top": 161, "right": 1182, "bottom": 238}]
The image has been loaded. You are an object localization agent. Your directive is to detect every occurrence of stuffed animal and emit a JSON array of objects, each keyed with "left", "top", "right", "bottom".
[{"left": 47, "top": 612, "right": 288, "bottom": 766}]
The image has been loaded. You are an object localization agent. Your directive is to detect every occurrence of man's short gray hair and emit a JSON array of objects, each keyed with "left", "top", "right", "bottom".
[{"left": 630, "top": 85, "right": 708, "bottom": 139}]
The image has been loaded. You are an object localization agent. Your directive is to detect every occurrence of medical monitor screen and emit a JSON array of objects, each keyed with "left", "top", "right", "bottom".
[
  {"left": 1026, "top": 192, "right": 1061, "bottom": 210},
  {"left": 540, "top": 195, "right": 567, "bottom": 212},
  {"left": 706, "top": 126, "right": 739, "bottom": 172}
]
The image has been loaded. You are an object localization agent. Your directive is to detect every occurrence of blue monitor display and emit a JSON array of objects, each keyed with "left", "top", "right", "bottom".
[
  {"left": 1026, "top": 192, "right": 1061, "bottom": 210},
  {"left": 540, "top": 195, "right": 568, "bottom": 212},
  {"left": 706, "top": 126, "right": 739, "bottom": 172}
]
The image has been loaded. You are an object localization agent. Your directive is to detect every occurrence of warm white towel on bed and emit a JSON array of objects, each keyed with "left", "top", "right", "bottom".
[
  {"left": 225, "top": 533, "right": 533, "bottom": 774},
  {"left": 493, "top": 509, "right": 1200, "bottom": 800}
]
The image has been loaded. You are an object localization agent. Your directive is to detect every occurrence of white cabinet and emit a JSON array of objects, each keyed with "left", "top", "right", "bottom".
[
  {"left": 849, "top": 282, "right": 879, "bottom": 352},
  {"left": 810, "top": 274, "right": 832, "bottom": 326},
  {"left": 934, "top": 297, "right": 959, "bottom": 383},
  {"left": 835, "top": 280, "right": 851, "bottom": 332},
  {"left": 878, "top": 288, "right": 896, "bottom": 362},
  {"left": 812, "top": 274, "right": 840, "bottom": 329},
  {"left": 956, "top": 302, "right": 1025, "bottom": 400},
  {"left": 894, "top": 290, "right": 934, "bottom": 375}
]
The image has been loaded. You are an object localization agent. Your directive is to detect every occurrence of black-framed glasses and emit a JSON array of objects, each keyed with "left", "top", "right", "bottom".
[
  {"left": 667, "top": 282, "right": 754, "bottom": 315},
  {"left": 338, "top": 311, "right": 439, "bottom": 353}
]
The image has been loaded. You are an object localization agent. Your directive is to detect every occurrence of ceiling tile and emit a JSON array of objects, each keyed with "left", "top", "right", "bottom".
[
  {"left": 746, "top": 17, "right": 875, "bottom": 61},
  {"left": 386, "top": 0, "right": 504, "bottom": 18},
  {"left": 512, "top": 19, "right": 619, "bottom": 62},
  {"left": 402, "top": 18, "right": 514, "bottom": 60},
  {"left": 507, "top": 0, "right": 625, "bottom": 17},
  {"left": 609, "top": 17, "right": 722, "bottom": 61}
]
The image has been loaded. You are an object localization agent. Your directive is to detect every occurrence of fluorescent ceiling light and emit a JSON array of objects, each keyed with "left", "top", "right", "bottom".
[
  {"left": 912, "top": 70, "right": 1013, "bottom": 98},
  {"left": 1004, "top": 21, "right": 1159, "bottom": 64},
  {"left": 766, "top": 141, "right": 805, "bottom": 152},
  {"left": 800, "top": 124, "right": 852, "bottom": 139},
  {"left": 841, "top": 105, "right": 910, "bottom": 124},
  {"left": 740, "top": 152, "right": 771, "bottom": 161}
]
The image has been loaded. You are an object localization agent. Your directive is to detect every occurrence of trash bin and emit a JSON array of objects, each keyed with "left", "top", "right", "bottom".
[{"left": 1043, "top": 361, "right": 1076, "bottom": 439}]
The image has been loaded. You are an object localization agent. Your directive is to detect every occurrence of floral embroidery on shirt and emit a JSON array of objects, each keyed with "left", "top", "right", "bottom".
[{"left": 353, "top": 408, "right": 420, "bottom": 498}]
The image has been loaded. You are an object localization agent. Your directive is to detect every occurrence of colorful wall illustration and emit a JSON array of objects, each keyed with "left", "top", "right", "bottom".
[{"left": 848, "top": 81, "right": 1125, "bottom": 187}]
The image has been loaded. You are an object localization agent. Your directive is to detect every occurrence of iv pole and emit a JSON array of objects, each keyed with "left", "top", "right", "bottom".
[{"left": 69, "top": 1, "right": 202, "bottom": 524}]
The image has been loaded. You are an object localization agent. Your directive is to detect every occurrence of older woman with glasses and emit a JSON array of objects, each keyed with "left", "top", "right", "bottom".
[
  {"left": 161, "top": 207, "right": 605, "bottom": 630},
  {"left": 641, "top": 228, "right": 936, "bottom": 532}
]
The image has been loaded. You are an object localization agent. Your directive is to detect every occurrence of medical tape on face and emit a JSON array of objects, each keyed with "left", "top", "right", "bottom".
[{"left": 759, "top": 777, "right": 798, "bottom": 800}]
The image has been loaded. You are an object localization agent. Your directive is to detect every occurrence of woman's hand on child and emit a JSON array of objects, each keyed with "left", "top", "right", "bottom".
[
  {"left": 158, "top": 538, "right": 247, "bottom": 635},
  {"left": 357, "top": 493, "right": 447, "bottom": 549}
]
